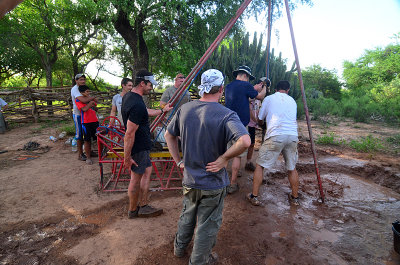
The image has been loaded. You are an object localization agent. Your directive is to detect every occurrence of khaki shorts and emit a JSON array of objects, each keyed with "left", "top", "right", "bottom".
[
  {"left": 256, "top": 135, "right": 298, "bottom": 170},
  {"left": 227, "top": 139, "right": 247, "bottom": 158}
]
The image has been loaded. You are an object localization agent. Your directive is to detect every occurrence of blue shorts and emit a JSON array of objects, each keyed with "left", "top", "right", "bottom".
[
  {"left": 73, "top": 114, "right": 83, "bottom": 141},
  {"left": 131, "top": 150, "right": 152, "bottom": 175}
]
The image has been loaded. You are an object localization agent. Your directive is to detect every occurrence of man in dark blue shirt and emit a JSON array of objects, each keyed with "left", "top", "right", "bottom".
[{"left": 224, "top": 65, "right": 267, "bottom": 194}]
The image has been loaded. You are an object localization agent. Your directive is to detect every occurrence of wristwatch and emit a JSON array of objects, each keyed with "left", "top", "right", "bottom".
[{"left": 177, "top": 160, "right": 183, "bottom": 167}]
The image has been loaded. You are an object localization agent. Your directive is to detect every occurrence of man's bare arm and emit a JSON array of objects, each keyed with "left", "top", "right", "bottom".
[
  {"left": 76, "top": 95, "right": 96, "bottom": 104},
  {"left": 255, "top": 86, "right": 267, "bottom": 100},
  {"left": 165, "top": 130, "right": 183, "bottom": 168},
  {"left": 206, "top": 135, "right": 251, "bottom": 172},
  {"left": 123, "top": 120, "right": 139, "bottom": 169}
]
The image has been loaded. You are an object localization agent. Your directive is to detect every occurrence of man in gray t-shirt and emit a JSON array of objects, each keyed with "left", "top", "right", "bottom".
[
  {"left": 165, "top": 69, "right": 250, "bottom": 264},
  {"left": 160, "top": 73, "right": 191, "bottom": 110}
]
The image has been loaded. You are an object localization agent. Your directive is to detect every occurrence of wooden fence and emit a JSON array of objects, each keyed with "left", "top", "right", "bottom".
[{"left": 0, "top": 86, "right": 200, "bottom": 123}]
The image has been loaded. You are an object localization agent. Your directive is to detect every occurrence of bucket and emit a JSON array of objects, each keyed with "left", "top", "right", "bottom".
[{"left": 393, "top": 220, "right": 400, "bottom": 254}]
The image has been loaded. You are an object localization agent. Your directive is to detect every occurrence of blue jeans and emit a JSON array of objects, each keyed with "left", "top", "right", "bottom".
[{"left": 175, "top": 186, "right": 227, "bottom": 265}]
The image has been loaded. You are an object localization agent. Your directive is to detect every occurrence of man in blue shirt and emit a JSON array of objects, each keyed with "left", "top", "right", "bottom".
[{"left": 225, "top": 65, "right": 267, "bottom": 194}]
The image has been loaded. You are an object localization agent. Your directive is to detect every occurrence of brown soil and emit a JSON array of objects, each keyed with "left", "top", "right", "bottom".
[{"left": 0, "top": 120, "right": 399, "bottom": 265}]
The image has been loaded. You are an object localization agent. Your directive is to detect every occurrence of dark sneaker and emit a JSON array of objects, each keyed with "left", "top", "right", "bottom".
[
  {"left": 227, "top": 183, "right": 239, "bottom": 194},
  {"left": 174, "top": 246, "right": 185, "bottom": 258},
  {"left": 206, "top": 252, "right": 218, "bottom": 265},
  {"left": 246, "top": 193, "right": 262, "bottom": 206},
  {"left": 288, "top": 193, "right": 300, "bottom": 206},
  {"left": 78, "top": 153, "right": 87, "bottom": 161},
  {"left": 128, "top": 207, "right": 139, "bottom": 219},
  {"left": 138, "top": 205, "right": 163, "bottom": 217},
  {"left": 245, "top": 162, "right": 256, "bottom": 171}
]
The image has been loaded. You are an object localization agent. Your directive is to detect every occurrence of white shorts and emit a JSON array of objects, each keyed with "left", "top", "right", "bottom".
[{"left": 256, "top": 135, "right": 298, "bottom": 170}]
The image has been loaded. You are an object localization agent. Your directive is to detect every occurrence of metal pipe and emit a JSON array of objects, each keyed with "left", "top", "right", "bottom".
[
  {"left": 266, "top": 0, "right": 273, "bottom": 78},
  {"left": 284, "top": 0, "right": 325, "bottom": 202},
  {"left": 150, "top": 0, "right": 254, "bottom": 132}
]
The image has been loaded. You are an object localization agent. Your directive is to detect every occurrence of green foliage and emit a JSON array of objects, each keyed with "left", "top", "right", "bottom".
[
  {"left": 300, "top": 65, "right": 342, "bottom": 100},
  {"left": 59, "top": 123, "right": 76, "bottom": 136},
  {"left": 204, "top": 32, "right": 298, "bottom": 98},
  {"left": 349, "top": 135, "right": 383, "bottom": 153},
  {"left": 387, "top": 134, "right": 400, "bottom": 145},
  {"left": 307, "top": 97, "right": 341, "bottom": 120},
  {"left": 316, "top": 132, "right": 344, "bottom": 145}
]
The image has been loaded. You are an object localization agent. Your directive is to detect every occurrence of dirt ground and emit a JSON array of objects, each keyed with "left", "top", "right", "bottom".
[{"left": 0, "top": 119, "right": 400, "bottom": 265}]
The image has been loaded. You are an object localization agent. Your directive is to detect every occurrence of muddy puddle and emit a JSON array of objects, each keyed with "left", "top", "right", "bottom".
[
  {"left": 253, "top": 154, "right": 400, "bottom": 265},
  {"left": 1, "top": 154, "right": 399, "bottom": 265}
]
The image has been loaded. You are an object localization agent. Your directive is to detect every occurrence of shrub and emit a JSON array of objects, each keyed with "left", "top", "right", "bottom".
[
  {"left": 316, "top": 132, "right": 345, "bottom": 145},
  {"left": 349, "top": 135, "right": 383, "bottom": 152}
]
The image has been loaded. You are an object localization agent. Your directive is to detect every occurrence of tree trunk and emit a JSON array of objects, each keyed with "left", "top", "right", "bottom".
[
  {"left": 45, "top": 65, "right": 54, "bottom": 116},
  {"left": 114, "top": 10, "right": 149, "bottom": 75}
]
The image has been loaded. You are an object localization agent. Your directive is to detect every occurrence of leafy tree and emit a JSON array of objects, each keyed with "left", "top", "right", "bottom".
[
  {"left": 343, "top": 33, "right": 400, "bottom": 93},
  {"left": 0, "top": 0, "right": 107, "bottom": 87},
  {"left": 300, "top": 64, "right": 342, "bottom": 100},
  {"left": 102, "top": 0, "right": 312, "bottom": 78}
]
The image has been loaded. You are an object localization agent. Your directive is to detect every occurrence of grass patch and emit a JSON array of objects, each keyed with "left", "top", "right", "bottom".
[
  {"left": 59, "top": 123, "right": 76, "bottom": 136},
  {"left": 348, "top": 135, "right": 383, "bottom": 153},
  {"left": 30, "top": 120, "right": 70, "bottom": 134},
  {"left": 387, "top": 134, "right": 400, "bottom": 146},
  {"left": 316, "top": 132, "right": 344, "bottom": 145}
]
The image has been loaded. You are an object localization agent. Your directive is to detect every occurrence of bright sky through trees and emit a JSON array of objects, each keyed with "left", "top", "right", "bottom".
[
  {"left": 89, "top": 0, "right": 400, "bottom": 85},
  {"left": 246, "top": 0, "right": 400, "bottom": 78}
]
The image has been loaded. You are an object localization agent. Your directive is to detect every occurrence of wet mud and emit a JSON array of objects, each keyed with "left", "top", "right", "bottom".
[{"left": 1, "top": 140, "right": 400, "bottom": 264}]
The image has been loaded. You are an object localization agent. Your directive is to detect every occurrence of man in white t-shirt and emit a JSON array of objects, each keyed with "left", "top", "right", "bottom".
[
  {"left": 246, "top": 80, "right": 301, "bottom": 207},
  {"left": 71, "top": 73, "right": 96, "bottom": 161},
  {"left": 109, "top": 77, "right": 133, "bottom": 128}
]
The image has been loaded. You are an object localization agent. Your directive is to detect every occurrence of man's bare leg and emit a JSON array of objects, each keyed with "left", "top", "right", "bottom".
[
  {"left": 231, "top": 156, "right": 241, "bottom": 185},
  {"left": 252, "top": 164, "right": 264, "bottom": 196},
  {"left": 128, "top": 171, "right": 142, "bottom": 211},
  {"left": 288, "top": 169, "right": 299, "bottom": 198},
  {"left": 77, "top": 139, "right": 84, "bottom": 158},
  {"left": 246, "top": 144, "right": 254, "bottom": 164},
  {"left": 139, "top": 166, "right": 152, "bottom": 207}
]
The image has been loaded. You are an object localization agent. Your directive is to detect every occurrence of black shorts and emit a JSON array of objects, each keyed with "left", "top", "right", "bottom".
[
  {"left": 248, "top": 126, "right": 256, "bottom": 144},
  {"left": 82, "top": 122, "right": 99, "bottom": 142},
  {"left": 131, "top": 150, "right": 152, "bottom": 174}
]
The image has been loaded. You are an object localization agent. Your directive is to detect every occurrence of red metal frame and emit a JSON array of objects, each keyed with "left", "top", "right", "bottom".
[{"left": 96, "top": 120, "right": 183, "bottom": 192}]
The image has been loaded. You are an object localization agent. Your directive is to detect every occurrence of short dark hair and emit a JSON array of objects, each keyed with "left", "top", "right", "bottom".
[
  {"left": 276, "top": 80, "right": 290, "bottom": 91},
  {"left": 134, "top": 69, "right": 153, "bottom": 86},
  {"left": 78, "top": 85, "right": 90, "bottom": 94},
  {"left": 207, "top": 85, "right": 221, "bottom": 95},
  {"left": 121, "top": 77, "right": 133, "bottom": 86}
]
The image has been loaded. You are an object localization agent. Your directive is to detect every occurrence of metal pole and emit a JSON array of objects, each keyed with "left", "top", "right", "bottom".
[
  {"left": 284, "top": 0, "right": 325, "bottom": 202},
  {"left": 150, "top": 0, "right": 254, "bottom": 132},
  {"left": 266, "top": 0, "right": 273, "bottom": 78}
]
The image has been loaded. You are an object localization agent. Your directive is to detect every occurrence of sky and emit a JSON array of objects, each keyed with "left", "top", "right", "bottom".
[
  {"left": 246, "top": 0, "right": 400, "bottom": 78},
  {"left": 88, "top": 0, "right": 400, "bottom": 85}
]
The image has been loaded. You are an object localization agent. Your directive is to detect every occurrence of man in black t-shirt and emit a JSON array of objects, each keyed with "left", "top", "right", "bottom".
[{"left": 122, "top": 69, "right": 172, "bottom": 219}]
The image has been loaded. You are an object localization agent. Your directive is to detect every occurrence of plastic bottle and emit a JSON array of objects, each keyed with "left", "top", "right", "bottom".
[
  {"left": 58, "top": 131, "right": 67, "bottom": 139},
  {"left": 71, "top": 137, "right": 77, "bottom": 152}
]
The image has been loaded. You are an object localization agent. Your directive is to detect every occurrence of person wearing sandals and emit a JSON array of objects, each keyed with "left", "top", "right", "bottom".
[
  {"left": 165, "top": 69, "right": 250, "bottom": 265},
  {"left": 122, "top": 70, "right": 173, "bottom": 219},
  {"left": 247, "top": 80, "right": 300, "bottom": 207},
  {"left": 71, "top": 74, "right": 97, "bottom": 161},
  {"left": 75, "top": 85, "right": 99, "bottom": 165},
  {"left": 224, "top": 66, "right": 267, "bottom": 194}
]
